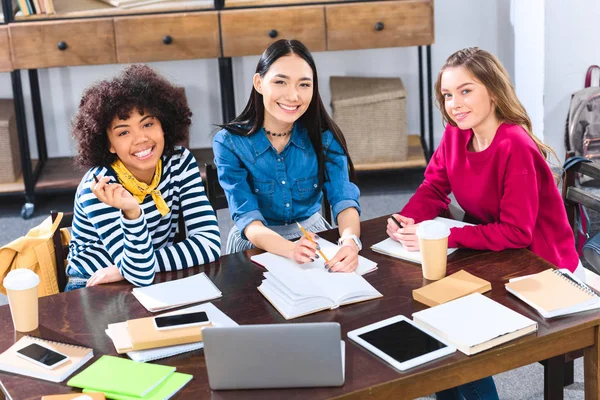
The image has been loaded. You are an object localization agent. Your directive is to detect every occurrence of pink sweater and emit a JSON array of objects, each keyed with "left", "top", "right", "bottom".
[{"left": 401, "top": 123, "right": 578, "bottom": 271}]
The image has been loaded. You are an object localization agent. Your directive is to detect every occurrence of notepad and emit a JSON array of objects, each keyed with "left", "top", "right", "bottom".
[
  {"left": 412, "top": 293, "right": 538, "bottom": 355},
  {"left": 0, "top": 336, "right": 93, "bottom": 383},
  {"left": 67, "top": 355, "right": 175, "bottom": 397},
  {"left": 505, "top": 268, "right": 600, "bottom": 318},
  {"left": 251, "top": 238, "right": 378, "bottom": 276},
  {"left": 371, "top": 217, "right": 474, "bottom": 264},
  {"left": 83, "top": 372, "right": 192, "bottom": 400},
  {"left": 413, "top": 270, "right": 492, "bottom": 307},
  {"left": 106, "top": 302, "right": 238, "bottom": 362},
  {"left": 257, "top": 258, "right": 382, "bottom": 320},
  {"left": 131, "top": 272, "right": 222, "bottom": 312}
]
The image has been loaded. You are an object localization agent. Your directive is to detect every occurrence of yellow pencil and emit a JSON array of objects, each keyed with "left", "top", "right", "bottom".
[{"left": 296, "top": 222, "right": 330, "bottom": 263}]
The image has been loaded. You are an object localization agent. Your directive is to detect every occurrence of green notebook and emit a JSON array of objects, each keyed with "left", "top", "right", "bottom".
[
  {"left": 67, "top": 355, "right": 176, "bottom": 397},
  {"left": 83, "top": 372, "right": 193, "bottom": 400}
]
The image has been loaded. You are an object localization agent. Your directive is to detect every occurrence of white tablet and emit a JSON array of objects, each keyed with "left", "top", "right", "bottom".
[{"left": 347, "top": 315, "right": 456, "bottom": 371}]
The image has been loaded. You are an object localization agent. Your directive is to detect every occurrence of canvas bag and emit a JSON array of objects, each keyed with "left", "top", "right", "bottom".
[
  {"left": 566, "top": 65, "right": 600, "bottom": 185},
  {"left": 0, "top": 213, "right": 70, "bottom": 297}
]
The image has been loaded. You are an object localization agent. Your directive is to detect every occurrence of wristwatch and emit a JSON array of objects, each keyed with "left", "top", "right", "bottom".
[{"left": 338, "top": 234, "right": 362, "bottom": 251}]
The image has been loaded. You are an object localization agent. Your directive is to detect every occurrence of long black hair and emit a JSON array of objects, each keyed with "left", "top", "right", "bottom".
[{"left": 218, "top": 39, "right": 356, "bottom": 187}]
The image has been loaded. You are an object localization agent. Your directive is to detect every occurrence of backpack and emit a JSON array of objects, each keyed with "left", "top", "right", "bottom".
[
  {"left": 566, "top": 65, "right": 600, "bottom": 185},
  {"left": 563, "top": 156, "right": 591, "bottom": 256},
  {"left": 0, "top": 213, "right": 70, "bottom": 297}
]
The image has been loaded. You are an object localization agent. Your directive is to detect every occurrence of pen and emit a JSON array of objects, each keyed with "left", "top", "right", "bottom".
[
  {"left": 296, "top": 222, "right": 330, "bottom": 264},
  {"left": 93, "top": 174, "right": 100, "bottom": 184},
  {"left": 391, "top": 215, "right": 403, "bottom": 229}
]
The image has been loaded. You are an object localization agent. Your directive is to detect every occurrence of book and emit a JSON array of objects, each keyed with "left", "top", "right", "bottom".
[
  {"left": 67, "top": 355, "right": 175, "bottom": 397},
  {"left": 42, "top": 394, "right": 105, "bottom": 400},
  {"left": 370, "top": 217, "right": 474, "bottom": 264},
  {"left": 412, "top": 292, "right": 538, "bottom": 356},
  {"left": 105, "top": 303, "right": 238, "bottom": 362},
  {"left": 257, "top": 257, "right": 382, "bottom": 319},
  {"left": 0, "top": 336, "right": 93, "bottom": 383},
  {"left": 251, "top": 238, "right": 378, "bottom": 276},
  {"left": 131, "top": 272, "right": 222, "bottom": 312},
  {"left": 126, "top": 316, "right": 207, "bottom": 351},
  {"left": 83, "top": 372, "right": 192, "bottom": 400},
  {"left": 505, "top": 268, "right": 600, "bottom": 318},
  {"left": 413, "top": 270, "right": 492, "bottom": 307}
]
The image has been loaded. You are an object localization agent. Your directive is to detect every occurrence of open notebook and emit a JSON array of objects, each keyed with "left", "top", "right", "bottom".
[
  {"left": 506, "top": 268, "right": 600, "bottom": 318},
  {"left": 0, "top": 336, "right": 93, "bottom": 382},
  {"left": 371, "top": 217, "right": 474, "bottom": 264},
  {"left": 251, "top": 238, "right": 377, "bottom": 276},
  {"left": 257, "top": 257, "right": 382, "bottom": 320}
]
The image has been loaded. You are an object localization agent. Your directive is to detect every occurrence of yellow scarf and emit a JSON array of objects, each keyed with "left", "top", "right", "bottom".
[{"left": 110, "top": 159, "right": 170, "bottom": 217}]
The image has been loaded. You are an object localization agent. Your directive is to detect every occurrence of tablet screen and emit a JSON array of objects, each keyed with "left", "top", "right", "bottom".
[{"left": 357, "top": 320, "right": 448, "bottom": 363}]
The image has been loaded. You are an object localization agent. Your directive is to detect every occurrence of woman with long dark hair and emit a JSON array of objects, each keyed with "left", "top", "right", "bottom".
[{"left": 213, "top": 39, "right": 361, "bottom": 272}]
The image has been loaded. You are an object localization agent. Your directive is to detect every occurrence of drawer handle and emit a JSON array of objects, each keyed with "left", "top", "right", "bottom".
[
  {"left": 374, "top": 22, "right": 384, "bottom": 31},
  {"left": 163, "top": 35, "right": 173, "bottom": 45},
  {"left": 268, "top": 29, "right": 278, "bottom": 39},
  {"left": 57, "top": 41, "right": 68, "bottom": 51}
]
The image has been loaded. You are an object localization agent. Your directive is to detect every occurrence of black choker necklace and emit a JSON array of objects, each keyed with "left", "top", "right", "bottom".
[{"left": 264, "top": 127, "right": 292, "bottom": 137}]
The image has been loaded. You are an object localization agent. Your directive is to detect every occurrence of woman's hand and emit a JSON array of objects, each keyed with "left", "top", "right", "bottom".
[
  {"left": 91, "top": 176, "right": 141, "bottom": 219},
  {"left": 326, "top": 242, "right": 359, "bottom": 273},
  {"left": 86, "top": 265, "right": 125, "bottom": 287},
  {"left": 289, "top": 233, "right": 319, "bottom": 264},
  {"left": 387, "top": 214, "right": 420, "bottom": 251}
]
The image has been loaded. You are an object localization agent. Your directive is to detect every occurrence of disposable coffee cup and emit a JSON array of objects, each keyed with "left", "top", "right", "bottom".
[
  {"left": 416, "top": 220, "right": 451, "bottom": 281},
  {"left": 3, "top": 269, "right": 40, "bottom": 332}
]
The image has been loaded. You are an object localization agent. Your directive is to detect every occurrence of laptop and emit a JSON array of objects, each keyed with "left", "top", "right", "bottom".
[{"left": 203, "top": 322, "right": 345, "bottom": 390}]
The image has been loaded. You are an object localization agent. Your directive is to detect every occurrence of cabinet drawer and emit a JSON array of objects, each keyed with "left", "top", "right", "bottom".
[
  {"left": 10, "top": 19, "right": 116, "bottom": 69},
  {"left": 326, "top": 0, "right": 434, "bottom": 51},
  {"left": 0, "top": 27, "right": 11, "bottom": 72},
  {"left": 115, "top": 12, "right": 220, "bottom": 63},
  {"left": 221, "top": 6, "right": 325, "bottom": 57}
]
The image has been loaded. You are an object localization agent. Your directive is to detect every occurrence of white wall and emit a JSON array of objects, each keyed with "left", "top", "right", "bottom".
[{"left": 0, "top": 0, "right": 512, "bottom": 159}]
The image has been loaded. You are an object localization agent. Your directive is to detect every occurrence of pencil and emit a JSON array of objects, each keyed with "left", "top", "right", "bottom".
[
  {"left": 391, "top": 215, "right": 403, "bottom": 229},
  {"left": 296, "top": 222, "right": 330, "bottom": 263}
]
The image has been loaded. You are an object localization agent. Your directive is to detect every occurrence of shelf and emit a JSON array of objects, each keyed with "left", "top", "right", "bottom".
[
  {"left": 14, "top": 0, "right": 214, "bottom": 21},
  {"left": 354, "top": 134, "right": 427, "bottom": 171}
]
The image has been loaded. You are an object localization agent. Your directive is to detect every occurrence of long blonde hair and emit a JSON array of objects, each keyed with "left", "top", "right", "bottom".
[{"left": 434, "top": 47, "right": 556, "bottom": 160}]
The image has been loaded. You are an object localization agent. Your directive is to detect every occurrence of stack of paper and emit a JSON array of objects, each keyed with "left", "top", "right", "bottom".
[
  {"left": 413, "top": 270, "right": 491, "bottom": 307},
  {"left": 132, "top": 272, "right": 222, "bottom": 312},
  {"left": 370, "top": 217, "right": 474, "bottom": 264},
  {"left": 412, "top": 293, "right": 537, "bottom": 355},
  {"left": 251, "top": 238, "right": 378, "bottom": 275},
  {"left": 68, "top": 356, "right": 191, "bottom": 399},
  {"left": 106, "top": 303, "right": 238, "bottom": 362}
]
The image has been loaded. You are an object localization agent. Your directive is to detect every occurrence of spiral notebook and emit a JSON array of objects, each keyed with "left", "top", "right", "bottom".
[
  {"left": 505, "top": 268, "right": 600, "bottom": 318},
  {"left": 0, "top": 336, "right": 93, "bottom": 382}
]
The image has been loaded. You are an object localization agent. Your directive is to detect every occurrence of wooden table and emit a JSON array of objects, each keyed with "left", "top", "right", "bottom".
[{"left": 1, "top": 215, "right": 599, "bottom": 399}]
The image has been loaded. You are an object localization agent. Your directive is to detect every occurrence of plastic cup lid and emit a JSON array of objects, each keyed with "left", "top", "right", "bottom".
[
  {"left": 416, "top": 220, "right": 451, "bottom": 240},
  {"left": 3, "top": 269, "right": 40, "bottom": 291}
]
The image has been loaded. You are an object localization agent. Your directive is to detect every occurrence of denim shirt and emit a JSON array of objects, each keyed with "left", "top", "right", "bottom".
[{"left": 213, "top": 124, "right": 360, "bottom": 238}]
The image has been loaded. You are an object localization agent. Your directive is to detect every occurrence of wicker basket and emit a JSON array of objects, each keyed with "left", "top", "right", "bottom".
[
  {"left": 0, "top": 99, "right": 21, "bottom": 183},
  {"left": 330, "top": 76, "right": 407, "bottom": 165}
]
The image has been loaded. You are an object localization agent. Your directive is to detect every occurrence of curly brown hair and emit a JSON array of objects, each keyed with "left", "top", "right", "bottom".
[{"left": 72, "top": 64, "right": 192, "bottom": 169}]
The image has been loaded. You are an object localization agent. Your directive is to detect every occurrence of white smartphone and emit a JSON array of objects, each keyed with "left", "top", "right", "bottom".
[
  {"left": 153, "top": 311, "right": 211, "bottom": 330},
  {"left": 16, "top": 343, "right": 69, "bottom": 370}
]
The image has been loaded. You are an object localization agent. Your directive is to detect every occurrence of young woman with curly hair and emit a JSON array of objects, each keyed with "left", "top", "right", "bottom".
[
  {"left": 66, "top": 65, "right": 220, "bottom": 290},
  {"left": 213, "top": 39, "right": 361, "bottom": 272}
]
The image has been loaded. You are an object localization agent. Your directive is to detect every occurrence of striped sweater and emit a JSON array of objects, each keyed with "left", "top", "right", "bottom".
[{"left": 67, "top": 147, "right": 221, "bottom": 287}]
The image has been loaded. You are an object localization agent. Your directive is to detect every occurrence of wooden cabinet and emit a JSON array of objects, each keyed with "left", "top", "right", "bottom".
[
  {"left": 0, "top": 27, "right": 11, "bottom": 72},
  {"left": 10, "top": 19, "right": 116, "bottom": 69},
  {"left": 115, "top": 12, "right": 220, "bottom": 63},
  {"left": 326, "top": 0, "right": 434, "bottom": 51},
  {"left": 220, "top": 5, "right": 326, "bottom": 57}
]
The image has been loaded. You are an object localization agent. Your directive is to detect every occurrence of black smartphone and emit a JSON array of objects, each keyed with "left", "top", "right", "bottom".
[
  {"left": 16, "top": 343, "right": 69, "bottom": 369},
  {"left": 153, "top": 311, "right": 210, "bottom": 330}
]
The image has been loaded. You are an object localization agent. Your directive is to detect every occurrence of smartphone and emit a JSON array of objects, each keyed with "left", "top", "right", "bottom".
[
  {"left": 154, "top": 311, "right": 210, "bottom": 330},
  {"left": 16, "top": 343, "right": 69, "bottom": 369}
]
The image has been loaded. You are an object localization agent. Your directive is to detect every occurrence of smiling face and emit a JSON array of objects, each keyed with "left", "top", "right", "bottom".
[
  {"left": 107, "top": 108, "right": 165, "bottom": 183},
  {"left": 440, "top": 66, "right": 498, "bottom": 136},
  {"left": 254, "top": 53, "right": 314, "bottom": 130}
]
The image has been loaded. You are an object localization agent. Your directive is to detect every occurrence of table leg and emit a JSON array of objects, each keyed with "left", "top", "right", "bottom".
[
  {"left": 585, "top": 326, "right": 600, "bottom": 400},
  {"left": 544, "top": 355, "right": 565, "bottom": 400}
]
